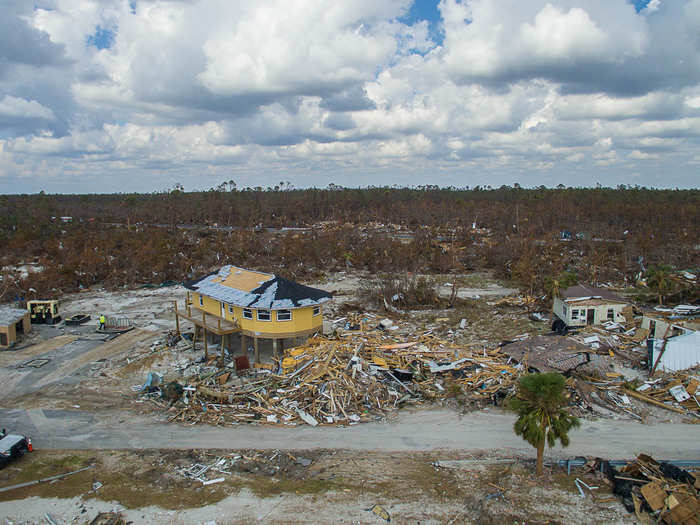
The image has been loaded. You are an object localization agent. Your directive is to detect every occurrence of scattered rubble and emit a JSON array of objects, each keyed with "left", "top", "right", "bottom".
[
  {"left": 135, "top": 330, "right": 523, "bottom": 426},
  {"left": 603, "top": 454, "right": 700, "bottom": 524}
]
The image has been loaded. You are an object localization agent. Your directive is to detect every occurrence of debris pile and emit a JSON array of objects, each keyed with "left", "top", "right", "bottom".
[
  {"left": 158, "top": 333, "right": 522, "bottom": 426},
  {"left": 605, "top": 454, "right": 700, "bottom": 524},
  {"left": 176, "top": 450, "right": 313, "bottom": 484},
  {"left": 632, "top": 372, "right": 700, "bottom": 416}
]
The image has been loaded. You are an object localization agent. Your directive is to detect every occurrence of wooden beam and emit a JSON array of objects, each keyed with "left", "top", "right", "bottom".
[
  {"left": 174, "top": 301, "right": 180, "bottom": 336},
  {"left": 623, "top": 388, "right": 686, "bottom": 414},
  {"left": 254, "top": 337, "right": 260, "bottom": 364},
  {"left": 273, "top": 338, "right": 279, "bottom": 363},
  {"left": 650, "top": 324, "right": 672, "bottom": 375},
  {"left": 203, "top": 327, "right": 208, "bottom": 360},
  {"left": 240, "top": 333, "right": 246, "bottom": 356}
]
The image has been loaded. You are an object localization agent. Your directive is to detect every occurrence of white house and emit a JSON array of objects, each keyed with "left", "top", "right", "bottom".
[{"left": 552, "top": 284, "right": 628, "bottom": 333}]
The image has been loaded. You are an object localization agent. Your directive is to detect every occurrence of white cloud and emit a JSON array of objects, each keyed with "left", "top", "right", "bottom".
[
  {"left": 0, "top": 95, "right": 56, "bottom": 120},
  {"left": 628, "top": 149, "right": 659, "bottom": 159},
  {"left": 1, "top": 0, "right": 700, "bottom": 191},
  {"left": 439, "top": 0, "right": 648, "bottom": 84}
]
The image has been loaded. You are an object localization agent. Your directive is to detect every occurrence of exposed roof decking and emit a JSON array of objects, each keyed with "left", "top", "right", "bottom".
[
  {"left": 213, "top": 266, "right": 274, "bottom": 292},
  {"left": 186, "top": 265, "right": 332, "bottom": 310}
]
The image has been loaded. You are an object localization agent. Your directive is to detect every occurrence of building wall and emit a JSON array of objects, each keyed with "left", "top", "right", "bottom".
[
  {"left": 0, "top": 313, "right": 30, "bottom": 347},
  {"left": 553, "top": 298, "right": 626, "bottom": 327},
  {"left": 190, "top": 292, "right": 323, "bottom": 337},
  {"left": 640, "top": 315, "right": 696, "bottom": 339},
  {"left": 652, "top": 331, "right": 700, "bottom": 372},
  {"left": 0, "top": 324, "right": 14, "bottom": 347},
  {"left": 641, "top": 316, "right": 671, "bottom": 339}
]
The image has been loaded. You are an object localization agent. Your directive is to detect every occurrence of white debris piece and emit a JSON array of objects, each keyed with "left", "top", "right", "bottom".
[
  {"left": 296, "top": 408, "right": 319, "bottom": 426},
  {"left": 669, "top": 385, "right": 691, "bottom": 403}
]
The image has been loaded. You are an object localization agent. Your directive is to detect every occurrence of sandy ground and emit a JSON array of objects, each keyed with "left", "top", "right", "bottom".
[
  {"left": 0, "top": 335, "right": 78, "bottom": 367},
  {"left": 0, "top": 449, "right": 638, "bottom": 524},
  {"left": 60, "top": 286, "right": 187, "bottom": 332}
]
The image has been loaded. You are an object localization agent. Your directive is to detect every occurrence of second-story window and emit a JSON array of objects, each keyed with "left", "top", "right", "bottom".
[
  {"left": 257, "top": 309, "right": 271, "bottom": 321},
  {"left": 243, "top": 308, "right": 253, "bottom": 319},
  {"left": 277, "top": 309, "right": 291, "bottom": 321}
]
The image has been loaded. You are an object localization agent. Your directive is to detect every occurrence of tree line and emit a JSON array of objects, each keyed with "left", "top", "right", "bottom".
[{"left": 0, "top": 186, "right": 697, "bottom": 303}]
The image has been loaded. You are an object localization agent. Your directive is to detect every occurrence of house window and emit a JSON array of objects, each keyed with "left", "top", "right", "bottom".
[
  {"left": 607, "top": 308, "right": 614, "bottom": 320},
  {"left": 199, "top": 295, "right": 203, "bottom": 307},
  {"left": 257, "top": 309, "right": 271, "bottom": 321},
  {"left": 228, "top": 304, "right": 234, "bottom": 314},
  {"left": 313, "top": 305, "right": 321, "bottom": 316},
  {"left": 571, "top": 309, "right": 579, "bottom": 320},
  {"left": 277, "top": 309, "right": 291, "bottom": 321},
  {"left": 243, "top": 308, "right": 253, "bottom": 320}
]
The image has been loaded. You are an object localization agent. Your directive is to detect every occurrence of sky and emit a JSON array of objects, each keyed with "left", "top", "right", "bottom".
[{"left": 1, "top": 0, "right": 699, "bottom": 193}]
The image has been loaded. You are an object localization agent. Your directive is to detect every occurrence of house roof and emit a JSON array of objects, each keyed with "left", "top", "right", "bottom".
[
  {"left": 500, "top": 336, "right": 596, "bottom": 373},
  {"left": 0, "top": 306, "right": 27, "bottom": 326},
  {"left": 560, "top": 284, "right": 625, "bottom": 303},
  {"left": 185, "top": 265, "right": 332, "bottom": 310}
]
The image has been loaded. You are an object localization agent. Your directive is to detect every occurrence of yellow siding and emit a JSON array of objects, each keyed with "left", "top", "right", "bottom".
[{"left": 191, "top": 292, "right": 323, "bottom": 336}]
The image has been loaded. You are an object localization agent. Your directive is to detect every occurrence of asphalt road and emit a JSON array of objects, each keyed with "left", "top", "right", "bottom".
[{"left": 2, "top": 407, "right": 698, "bottom": 460}]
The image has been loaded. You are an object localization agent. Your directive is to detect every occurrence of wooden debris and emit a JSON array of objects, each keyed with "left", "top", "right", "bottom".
[{"left": 156, "top": 332, "right": 522, "bottom": 426}]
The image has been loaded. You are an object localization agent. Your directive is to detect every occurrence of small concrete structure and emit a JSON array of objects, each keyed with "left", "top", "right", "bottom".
[
  {"left": 0, "top": 306, "right": 31, "bottom": 348},
  {"left": 552, "top": 284, "right": 628, "bottom": 333}
]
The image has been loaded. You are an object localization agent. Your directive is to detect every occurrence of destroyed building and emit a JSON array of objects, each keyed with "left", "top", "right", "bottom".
[
  {"left": 642, "top": 305, "right": 700, "bottom": 372},
  {"left": 0, "top": 306, "right": 31, "bottom": 348},
  {"left": 552, "top": 284, "right": 628, "bottom": 333},
  {"left": 175, "top": 265, "right": 332, "bottom": 363}
]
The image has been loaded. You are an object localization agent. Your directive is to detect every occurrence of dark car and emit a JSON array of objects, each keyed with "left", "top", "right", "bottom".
[{"left": 0, "top": 429, "right": 32, "bottom": 468}]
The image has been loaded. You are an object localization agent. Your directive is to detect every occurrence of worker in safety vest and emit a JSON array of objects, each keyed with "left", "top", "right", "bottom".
[{"left": 99, "top": 314, "right": 106, "bottom": 330}]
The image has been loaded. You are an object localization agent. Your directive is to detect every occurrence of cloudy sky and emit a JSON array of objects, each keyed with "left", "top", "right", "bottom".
[{"left": 1, "top": 0, "right": 699, "bottom": 193}]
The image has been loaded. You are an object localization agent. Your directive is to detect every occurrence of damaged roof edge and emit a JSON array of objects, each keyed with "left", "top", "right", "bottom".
[{"left": 187, "top": 266, "right": 332, "bottom": 310}]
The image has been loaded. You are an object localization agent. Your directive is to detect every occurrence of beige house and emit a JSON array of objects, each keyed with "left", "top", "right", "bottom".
[
  {"left": 552, "top": 284, "right": 628, "bottom": 333},
  {"left": 0, "top": 306, "right": 31, "bottom": 348}
]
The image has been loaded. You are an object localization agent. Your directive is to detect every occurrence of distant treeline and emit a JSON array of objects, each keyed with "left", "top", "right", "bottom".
[
  {"left": 1, "top": 186, "right": 698, "bottom": 233},
  {"left": 0, "top": 186, "right": 698, "bottom": 302}
]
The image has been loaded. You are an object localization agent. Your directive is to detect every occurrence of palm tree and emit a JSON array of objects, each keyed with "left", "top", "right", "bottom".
[
  {"left": 646, "top": 265, "right": 673, "bottom": 305},
  {"left": 509, "top": 373, "right": 580, "bottom": 475}
]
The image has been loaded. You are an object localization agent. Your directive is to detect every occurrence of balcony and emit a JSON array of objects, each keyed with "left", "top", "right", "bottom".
[{"left": 173, "top": 302, "right": 240, "bottom": 335}]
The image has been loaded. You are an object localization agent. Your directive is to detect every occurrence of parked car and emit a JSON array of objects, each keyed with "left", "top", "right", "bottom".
[{"left": 0, "top": 429, "right": 32, "bottom": 468}]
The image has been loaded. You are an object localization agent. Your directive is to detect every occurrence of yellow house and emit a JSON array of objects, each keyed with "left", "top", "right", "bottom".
[{"left": 175, "top": 265, "right": 331, "bottom": 363}]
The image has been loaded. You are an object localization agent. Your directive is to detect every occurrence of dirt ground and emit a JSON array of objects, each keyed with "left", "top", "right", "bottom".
[
  {"left": 0, "top": 335, "right": 78, "bottom": 367},
  {"left": 0, "top": 449, "right": 638, "bottom": 524}
]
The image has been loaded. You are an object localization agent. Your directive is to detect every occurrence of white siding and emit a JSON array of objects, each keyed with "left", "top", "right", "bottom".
[
  {"left": 554, "top": 299, "right": 626, "bottom": 327},
  {"left": 652, "top": 331, "right": 700, "bottom": 372}
]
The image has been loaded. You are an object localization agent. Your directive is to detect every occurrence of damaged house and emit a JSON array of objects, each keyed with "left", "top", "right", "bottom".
[
  {"left": 175, "top": 265, "right": 331, "bottom": 364},
  {"left": 641, "top": 305, "right": 700, "bottom": 372},
  {"left": 0, "top": 306, "right": 31, "bottom": 348},
  {"left": 552, "top": 284, "right": 629, "bottom": 334}
]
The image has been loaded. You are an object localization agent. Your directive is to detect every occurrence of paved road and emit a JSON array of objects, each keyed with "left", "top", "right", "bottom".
[{"left": 2, "top": 408, "right": 698, "bottom": 459}]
